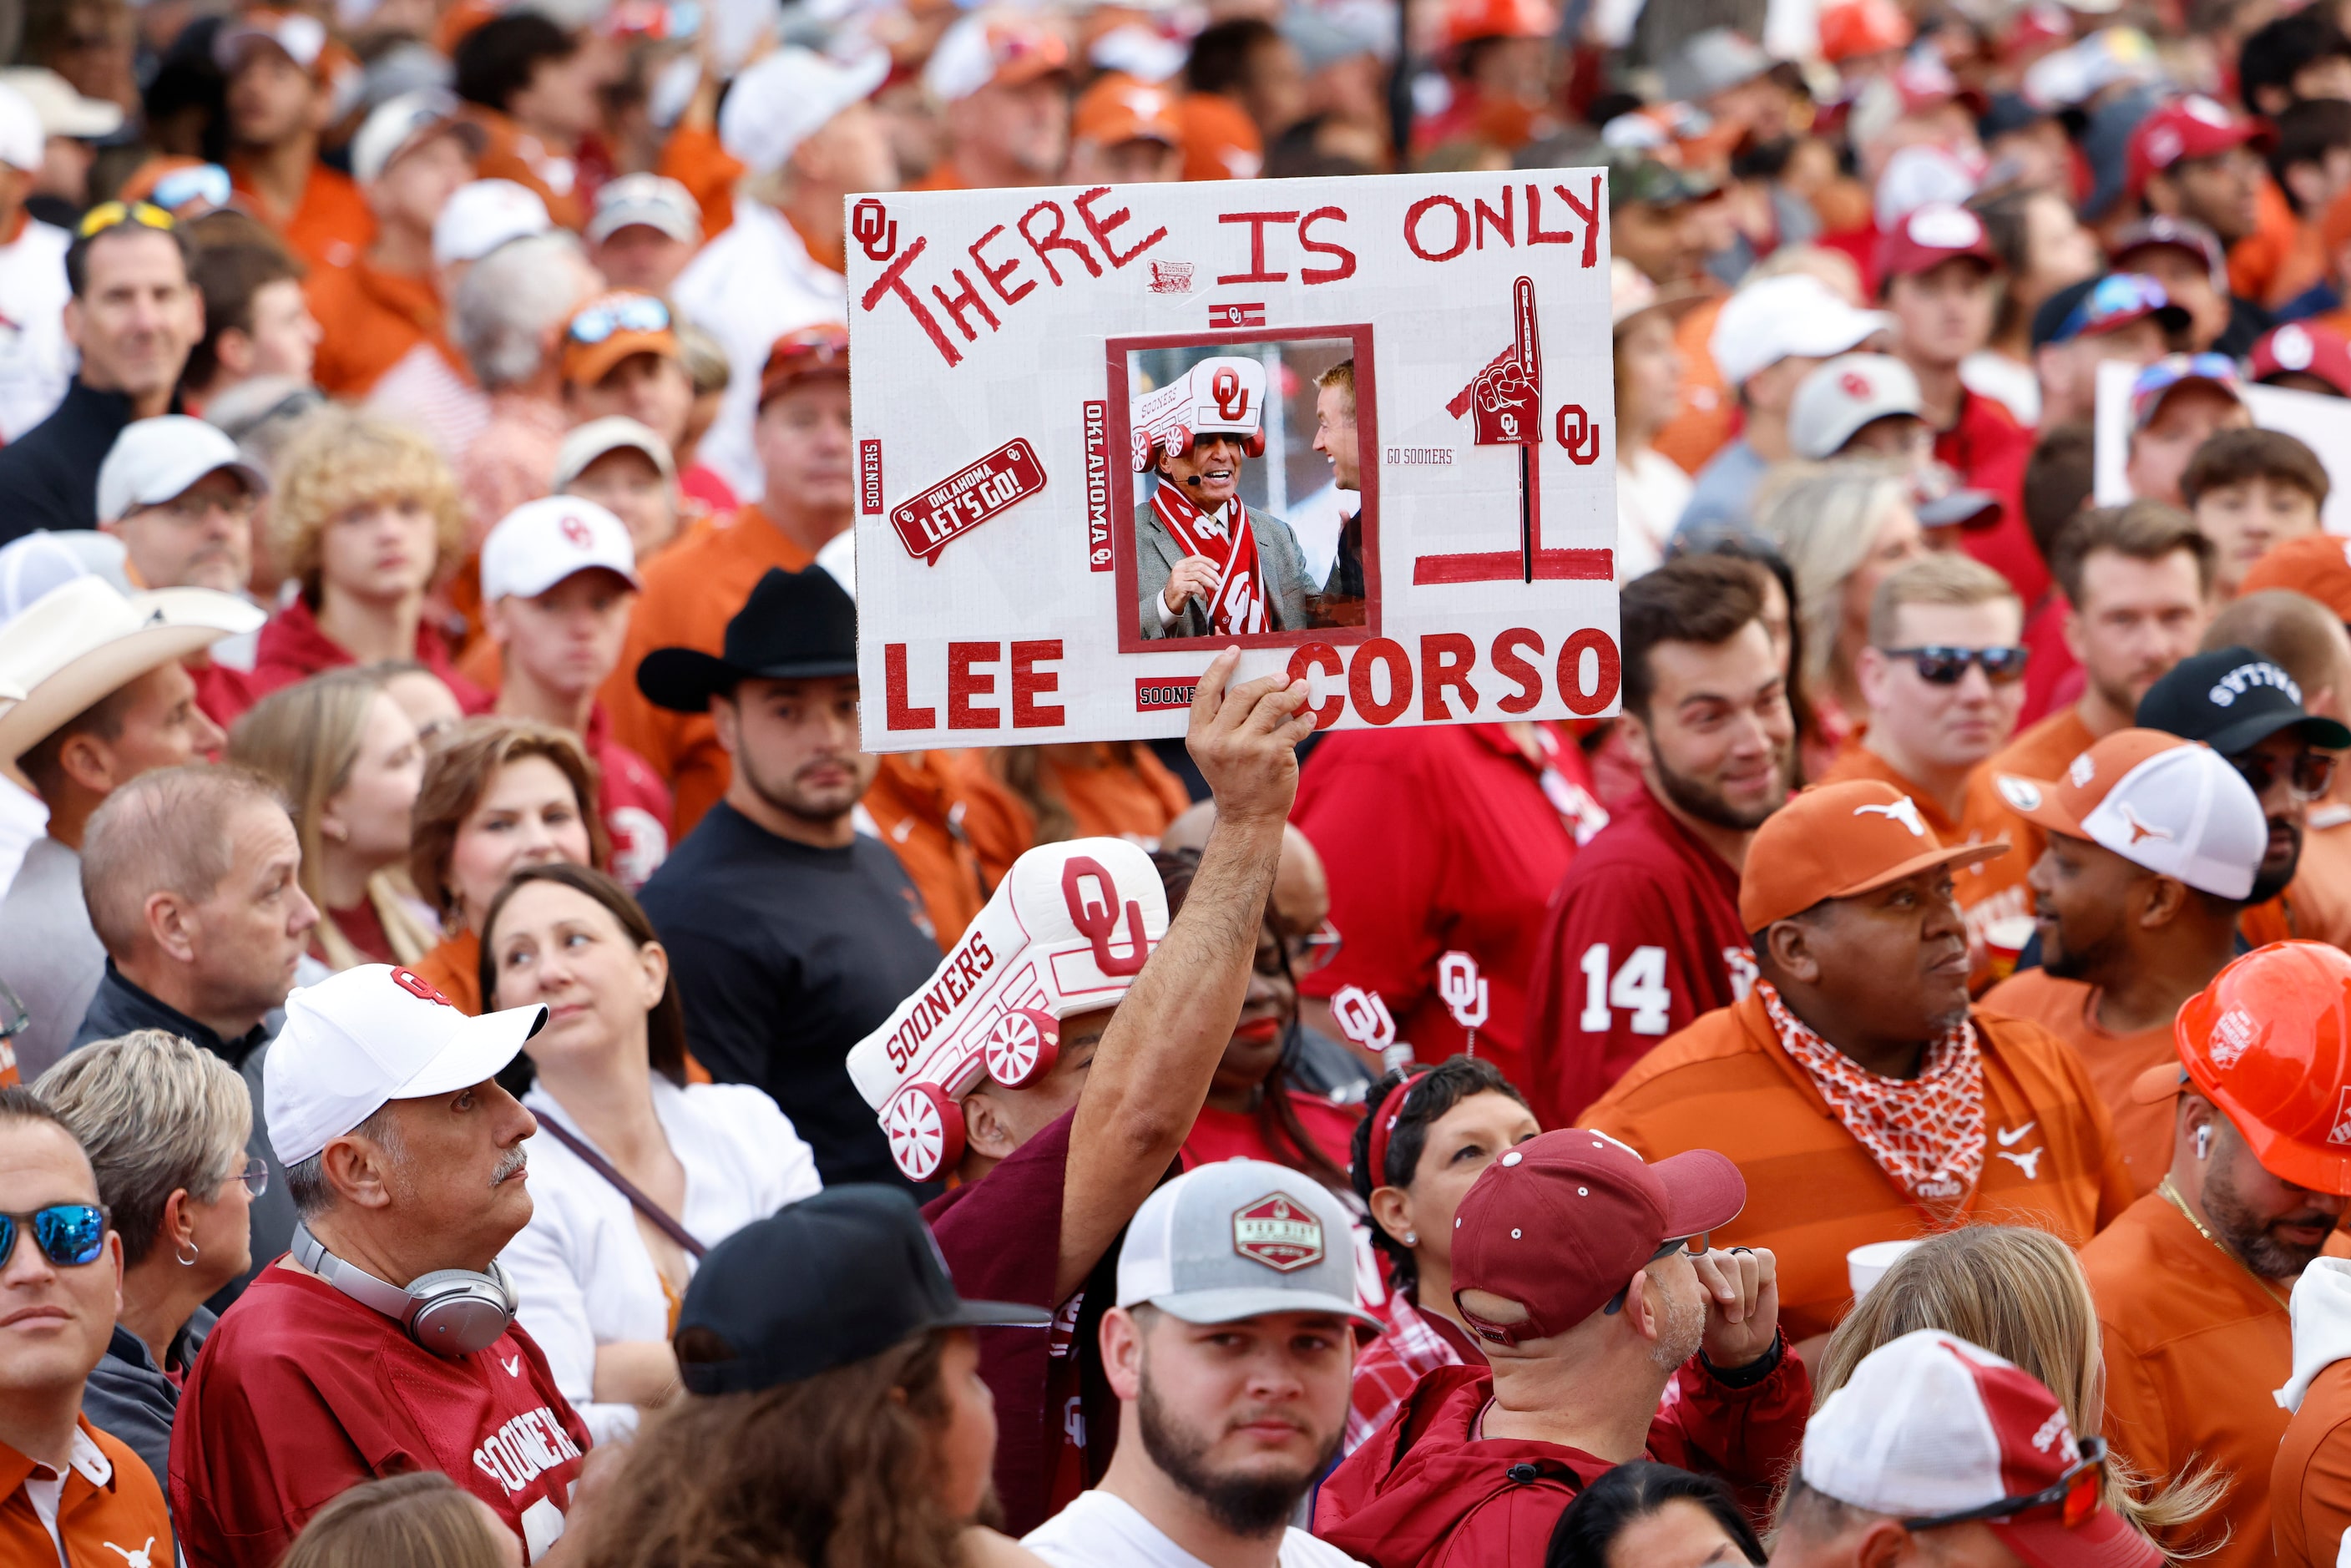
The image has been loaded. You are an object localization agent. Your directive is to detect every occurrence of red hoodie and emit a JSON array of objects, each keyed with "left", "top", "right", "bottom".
[
  {"left": 248, "top": 596, "right": 492, "bottom": 713},
  {"left": 1314, "top": 1350, "right": 1809, "bottom": 1568}
]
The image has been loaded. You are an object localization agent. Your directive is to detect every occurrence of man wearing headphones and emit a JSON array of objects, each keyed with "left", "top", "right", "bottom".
[
  {"left": 167, "top": 964, "right": 590, "bottom": 1568},
  {"left": 1135, "top": 356, "right": 1312, "bottom": 640}
]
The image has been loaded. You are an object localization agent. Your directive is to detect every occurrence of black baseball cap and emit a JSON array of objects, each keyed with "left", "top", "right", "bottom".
[
  {"left": 636, "top": 565, "right": 857, "bottom": 713},
  {"left": 2135, "top": 645, "right": 2351, "bottom": 755},
  {"left": 674, "top": 1186, "right": 1050, "bottom": 1395}
]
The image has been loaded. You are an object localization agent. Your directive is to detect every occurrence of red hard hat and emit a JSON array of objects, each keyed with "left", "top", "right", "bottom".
[{"left": 2173, "top": 940, "right": 2351, "bottom": 1195}]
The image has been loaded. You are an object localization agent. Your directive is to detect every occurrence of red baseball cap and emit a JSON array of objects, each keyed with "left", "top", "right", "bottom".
[
  {"left": 1876, "top": 202, "right": 2000, "bottom": 282},
  {"left": 758, "top": 323, "right": 850, "bottom": 407},
  {"left": 2126, "top": 95, "right": 2271, "bottom": 199},
  {"left": 1450, "top": 1129, "right": 1746, "bottom": 1346},
  {"left": 1738, "top": 780, "right": 2008, "bottom": 932},
  {"left": 2250, "top": 321, "right": 2351, "bottom": 397}
]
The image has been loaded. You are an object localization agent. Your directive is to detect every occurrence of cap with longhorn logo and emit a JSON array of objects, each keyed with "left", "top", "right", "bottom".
[{"left": 1737, "top": 780, "right": 2007, "bottom": 932}]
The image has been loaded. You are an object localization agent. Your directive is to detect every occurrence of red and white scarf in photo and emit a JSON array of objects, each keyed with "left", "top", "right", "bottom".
[
  {"left": 1155, "top": 480, "right": 1269, "bottom": 635},
  {"left": 1758, "top": 981, "right": 1985, "bottom": 1224}
]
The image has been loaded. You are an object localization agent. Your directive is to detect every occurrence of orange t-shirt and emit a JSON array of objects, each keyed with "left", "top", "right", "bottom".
[
  {"left": 862, "top": 750, "right": 1035, "bottom": 948},
  {"left": 2082, "top": 1192, "right": 2292, "bottom": 1568},
  {"left": 603, "top": 505, "right": 819, "bottom": 837},
  {"left": 1651, "top": 295, "right": 1732, "bottom": 478},
  {"left": 1583, "top": 991, "right": 2134, "bottom": 1343},
  {"left": 1964, "top": 704, "right": 2097, "bottom": 887},
  {"left": 230, "top": 158, "right": 376, "bottom": 270},
  {"left": 1814, "top": 742, "right": 2028, "bottom": 976},
  {"left": 2229, "top": 178, "right": 2323, "bottom": 311},
  {"left": 2274, "top": 809, "right": 2351, "bottom": 949},
  {"left": 1011, "top": 743, "right": 1193, "bottom": 843},
  {"left": 0, "top": 1417, "right": 172, "bottom": 1568},
  {"left": 465, "top": 107, "right": 585, "bottom": 230},
  {"left": 2277, "top": 1353, "right": 2351, "bottom": 1568},
  {"left": 413, "top": 928, "right": 483, "bottom": 1014},
  {"left": 656, "top": 121, "right": 740, "bottom": 242},
  {"left": 305, "top": 258, "right": 449, "bottom": 399},
  {"left": 1977, "top": 969, "right": 2175, "bottom": 1195}
]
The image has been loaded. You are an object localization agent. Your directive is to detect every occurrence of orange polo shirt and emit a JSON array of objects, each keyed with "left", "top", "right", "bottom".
[
  {"left": 1651, "top": 296, "right": 1731, "bottom": 478},
  {"left": 1978, "top": 969, "right": 2175, "bottom": 1195},
  {"left": 656, "top": 121, "right": 740, "bottom": 241},
  {"left": 862, "top": 750, "right": 1034, "bottom": 948},
  {"left": 0, "top": 1415, "right": 172, "bottom": 1568},
  {"left": 464, "top": 107, "right": 585, "bottom": 230},
  {"left": 2082, "top": 1192, "right": 2292, "bottom": 1568},
  {"left": 230, "top": 157, "right": 375, "bottom": 270},
  {"left": 305, "top": 258, "right": 450, "bottom": 399},
  {"left": 2278, "top": 1355, "right": 2351, "bottom": 1568},
  {"left": 412, "top": 928, "right": 483, "bottom": 1014},
  {"left": 1815, "top": 742, "right": 2031, "bottom": 977},
  {"left": 604, "top": 504, "right": 819, "bottom": 837},
  {"left": 1964, "top": 705, "right": 2097, "bottom": 883},
  {"left": 1583, "top": 991, "right": 2134, "bottom": 1343},
  {"left": 2273, "top": 809, "right": 2351, "bottom": 950}
]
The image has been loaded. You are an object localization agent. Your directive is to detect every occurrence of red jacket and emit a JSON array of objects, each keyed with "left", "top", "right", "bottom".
[
  {"left": 1314, "top": 1350, "right": 1809, "bottom": 1568},
  {"left": 248, "top": 597, "right": 492, "bottom": 713}
]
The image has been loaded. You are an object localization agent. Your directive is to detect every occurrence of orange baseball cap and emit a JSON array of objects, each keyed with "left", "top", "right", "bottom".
[
  {"left": 1074, "top": 76, "right": 1181, "bottom": 147},
  {"left": 1990, "top": 729, "right": 2266, "bottom": 900},
  {"left": 2161, "top": 941, "right": 2351, "bottom": 1194},
  {"left": 1179, "top": 94, "right": 1263, "bottom": 181},
  {"left": 1737, "top": 780, "right": 2007, "bottom": 932},
  {"left": 1443, "top": 0, "right": 1557, "bottom": 48},
  {"left": 559, "top": 291, "right": 680, "bottom": 388},
  {"left": 759, "top": 323, "right": 851, "bottom": 407},
  {"left": 2240, "top": 532, "right": 2351, "bottom": 620}
]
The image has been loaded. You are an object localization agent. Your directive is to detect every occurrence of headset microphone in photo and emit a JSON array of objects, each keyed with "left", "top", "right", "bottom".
[{"left": 291, "top": 1221, "right": 518, "bottom": 1356}]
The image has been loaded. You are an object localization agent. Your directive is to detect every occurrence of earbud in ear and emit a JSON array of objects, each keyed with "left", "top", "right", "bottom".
[{"left": 2196, "top": 1125, "right": 2212, "bottom": 1161}]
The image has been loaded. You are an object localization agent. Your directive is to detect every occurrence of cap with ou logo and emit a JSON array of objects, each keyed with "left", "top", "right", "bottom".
[
  {"left": 1737, "top": 780, "right": 2009, "bottom": 932},
  {"left": 1116, "top": 1159, "right": 1380, "bottom": 1328},
  {"left": 1993, "top": 729, "right": 2266, "bottom": 899},
  {"left": 2250, "top": 321, "right": 2351, "bottom": 397},
  {"left": 1449, "top": 1129, "right": 1746, "bottom": 1345},
  {"left": 1875, "top": 201, "right": 2000, "bottom": 281},
  {"left": 1802, "top": 1328, "right": 2160, "bottom": 1568},
  {"left": 479, "top": 496, "right": 639, "bottom": 604},
  {"left": 265, "top": 964, "right": 549, "bottom": 1168},
  {"left": 2135, "top": 645, "right": 2351, "bottom": 756},
  {"left": 1789, "top": 354, "right": 1923, "bottom": 461},
  {"left": 2126, "top": 94, "right": 2271, "bottom": 198}
]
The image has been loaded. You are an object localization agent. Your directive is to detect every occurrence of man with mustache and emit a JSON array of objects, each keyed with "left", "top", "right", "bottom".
[
  {"left": 1524, "top": 554, "right": 1793, "bottom": 1126},
  {"left": 169, "top": 963, "right": 589, "bottom": 1568},
  {"left": 2082, "top": 943, "right": 2351, "bottom": 1568},
  {"left": 1024, "top": 1161, "right": 1376, "bottom": 1568},
  {"left": 1584, "top": 780, "right": 2134, "bottom": 1348}
]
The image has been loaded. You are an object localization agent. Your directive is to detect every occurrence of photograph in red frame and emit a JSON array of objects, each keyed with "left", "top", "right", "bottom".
[{"left": 1107, "top": 326, "right": 1379, "bottom": 655}]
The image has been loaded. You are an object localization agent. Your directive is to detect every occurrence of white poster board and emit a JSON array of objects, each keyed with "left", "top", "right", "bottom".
[
  {"left": 843, "top": 170, "right": 1620, "bottom": 751},
  {"left": 2092, "top": 357, "right": 2351, "bottom": 534}
]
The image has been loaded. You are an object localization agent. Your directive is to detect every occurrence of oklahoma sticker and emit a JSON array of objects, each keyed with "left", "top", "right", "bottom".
[{"left": 1232, "top": 1193, "right": 1325, "bottom": 1272}]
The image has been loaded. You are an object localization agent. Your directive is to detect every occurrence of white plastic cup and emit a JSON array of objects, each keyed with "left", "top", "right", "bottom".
[{"left": 1848, "top": 1238, "right": 1921, "bottom": 1301}]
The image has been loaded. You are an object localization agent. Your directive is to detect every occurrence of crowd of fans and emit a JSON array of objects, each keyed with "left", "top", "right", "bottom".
[{"left": 23, "top": 0, "right": 2351, "bottom": 1564}]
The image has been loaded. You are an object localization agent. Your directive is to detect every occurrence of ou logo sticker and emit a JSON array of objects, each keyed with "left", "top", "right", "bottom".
[
  {"left": 1211, "top": 367, "right": 1251, "bottom": 423},
  {"left": 1062, "top": 856, "right": 1150, "bottom": 976},
  {"left": 391, "top": 967, "right": 457, "bottom": 1008}
]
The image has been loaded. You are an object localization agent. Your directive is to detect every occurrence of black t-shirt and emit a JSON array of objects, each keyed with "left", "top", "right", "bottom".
[{"left": 638, "top": 802, "right": 940, "bottom": 1188}]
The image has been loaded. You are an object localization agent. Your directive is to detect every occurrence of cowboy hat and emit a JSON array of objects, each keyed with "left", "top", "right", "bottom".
[
  {"left": 636, "top": 566, "right": 858, "bottom": 714},
  {"left": 0, "top": 577, "right": 264, "bottom": 785}
]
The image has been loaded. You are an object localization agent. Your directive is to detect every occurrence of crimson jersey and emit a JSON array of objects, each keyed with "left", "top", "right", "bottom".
[
  {"left": 1939, "top": 388, "right": 2045, "bottom": 605},
  {"left": 170, "top": 1264, "right": 590, "bottom": 1568},
  {"left": 1523, "top": 788, "right": 1756, "bottom": 1128},
  {"left": 584, "top": 703, "right": 673, "bottom": 889}
]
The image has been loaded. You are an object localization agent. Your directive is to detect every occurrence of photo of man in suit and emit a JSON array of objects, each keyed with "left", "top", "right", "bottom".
[{"left": 1134, "top": 355, "right": 1312, "bottom": 640}]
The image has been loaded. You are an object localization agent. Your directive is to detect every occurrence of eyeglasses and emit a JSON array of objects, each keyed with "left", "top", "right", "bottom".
[
  {"left": 150, "top": 488, "right": 257, "bottom": 524},
  {"left": 1903, "top": 1437, "right": 2108, "bottom": 1533},
  {"left": 2057, "top": 273, "right": 2168, "bottom": 340},
  {"left": 0, "top": 1203, "right": 110, "bottom": 1268},
  {"left": 2232, "top": 748, "right": 2338, "bottom": 802},
  {"left": 568, "top": 295, "right": 670, "bottom": 344},
  {"left": 1285, "top": 919, "right": 1342, "bottom": 975},
  {"left": 75, "top": 200, "right": 176, "bottom": 240},
  {"left": 1603, "top": 1233, "right": 1708, "bottom": 1316},
  {"left": 1879, "top": 645, "right": 2030, "bottom": 685},
  {"left": 223, "top": 1155, "right": 268, "bottom": 1198}
]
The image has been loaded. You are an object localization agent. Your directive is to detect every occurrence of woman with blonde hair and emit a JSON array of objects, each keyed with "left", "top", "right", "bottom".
[
  {"left": 1752, "top": 461, "right": 1925, "bottom": 776},
  {"left": 230, "top": 668, "right": 437, "bottom": 970},
  {"left": 408, "top": 717, "right": 609, "bottom": 1013},
  {"left": 1815, "top": 1224, "right": 2224, "bottom": 1549},
  {"left": 280, "top": 1473, "right": 519, "bottom": 1568},
  {"left": 250, "top": 407, "right": 487, "bottom": 708}
]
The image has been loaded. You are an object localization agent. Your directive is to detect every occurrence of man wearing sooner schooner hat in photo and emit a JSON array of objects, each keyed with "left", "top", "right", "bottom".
[
  {"left": 1316, "top": 1130, "right": 1802, "bottom": 1568},
  {"left": 633, "top": 565, "right": 940, "bottom": 1192}
]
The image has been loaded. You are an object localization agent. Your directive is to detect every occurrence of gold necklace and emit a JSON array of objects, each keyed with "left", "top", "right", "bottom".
[{"left": 2156, "top": 1176, "right": 2292, "bottom": 1310}]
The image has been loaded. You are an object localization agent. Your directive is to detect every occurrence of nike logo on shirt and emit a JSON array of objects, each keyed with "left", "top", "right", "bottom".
[
  {"left": 1996, "top": 1122, "right": 2036, "bottom": 1147},
  {"left": 503, "top": 1355, "right": 522, "bottom": 1378}
]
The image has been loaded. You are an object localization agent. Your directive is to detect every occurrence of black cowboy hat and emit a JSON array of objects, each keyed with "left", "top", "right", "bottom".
[{"left": 636, "top": 565, "right": 858, "bottom": 714}]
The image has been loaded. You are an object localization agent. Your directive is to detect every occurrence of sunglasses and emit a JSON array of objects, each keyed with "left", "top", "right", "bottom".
[
  {"left": 149, "top": 163, "right": 233, "bottom": 214},
  {"left": 2232, "top": 748, "right": 2338, "bottom": 802},
  {"left": 76, "top": 200, "right": 176, "bottom": 240},
  {"left": 0, "top": 1203, "right": 110, "bottom": 1268},
  {"left": 1603, "top": 1233, "right": 1709, "bottom": 1316},
  {"left": 1880, "top": 645, "right": 2030, "bottom": 685},
  {"left": 568, "top": 295, "right": 670, "bottom": 344},
  {"left": 1903, "top": 1436, "right": 2107, "bottom": 1533}
]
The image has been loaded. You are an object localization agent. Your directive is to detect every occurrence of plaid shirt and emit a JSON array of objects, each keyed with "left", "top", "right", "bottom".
[{"left": 1343, "top": 1288, "right": 1482, "bottom": 1454}]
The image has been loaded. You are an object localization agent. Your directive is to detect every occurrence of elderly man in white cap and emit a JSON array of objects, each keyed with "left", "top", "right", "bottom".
[
  {"left": 584, "top": 172, "right": 700, "bottom": 296},
  {"left": 0, "top": 578, "right": 261, "bottom": 1080},
  {"left": 918, "top": 11, "right": 1077, "bottom": 194},
  {"left": 0, "top": 83, "right": 73, "bottom": 443},
  {"left": 670, "top": 46, "right": 893, "bottom": 503},
  {"left": 1135, "top": 356, "right": 1312, "bottom": 640},
  {"left": 169, "top": 964, "right": 591, "bottom": 1568},
  {"left": 555, "top": 415, "right": 681, "bottom": 564}
]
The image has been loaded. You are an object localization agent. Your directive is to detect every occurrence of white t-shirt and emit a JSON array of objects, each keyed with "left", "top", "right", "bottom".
[
  {"left": 1616, "top": 447, "right": 1692, "bottom": 583},
  {"left": 0, "top": 217, "right": 73, "bottom": 442},
  {"left": 1024, "top": 1490, "right": 1368, "bottom": 1568}
]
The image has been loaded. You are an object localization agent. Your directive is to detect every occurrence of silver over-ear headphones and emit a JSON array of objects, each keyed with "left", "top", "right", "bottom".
[{"left": 292, "top": 1222, "right": 518, "bottom": 1357}]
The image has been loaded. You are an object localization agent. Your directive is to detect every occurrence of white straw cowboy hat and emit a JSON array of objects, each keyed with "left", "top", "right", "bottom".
[{"left": 0, "top": 578, "right": 263, "bottom": 786}]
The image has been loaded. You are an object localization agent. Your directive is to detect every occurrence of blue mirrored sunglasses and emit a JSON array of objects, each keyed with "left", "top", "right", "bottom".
[
  {"left": 151, "top": 164, "right": 232, "bottom": 213},
  {"left": 568, "top": 296, "right": 671, "bottom": 344},
  {"left": 0, "top": 1203, "right": 109, "bottom": 1267}
]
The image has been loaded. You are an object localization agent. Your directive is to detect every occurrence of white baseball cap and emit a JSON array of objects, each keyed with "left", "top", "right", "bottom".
[
  {"left": 214, "top": 8, "right": 330, "bottom": 71},
  {"left": 0, "top": 83, "right": 42, "bottom": 174},
  {"left": 265, "top": 964, "right": 549, "bottom": 1168},
  {"left": 0, "top": 533, "right": 129, "bottom": 625},
  {"left": 585, "top": 171, "right": 701, "bottom": 245},
  {"left": 479, "top": 495, "right": 640, "bottom": 604},
  {"left": 431, "top": 179, "right": 551, "bottom": 267},
  {"left": 1711, "top": 274, "right": 1892, "bottom": 389},
  {"left": 925, "top": 12, "right": 1074, "bottom": 105},
  {"left": 1994, "top": 728, "right": 2267, "bottom": 900},
  {"left": 351, "top": 89, "right": 481, "bottom": 185},
  {"left": 1118, "top": 1160, "right": 1380, "bottom": 1328},
  {"left": 0, "top": 68, "right": 124, "bottom": 141},
  {"left": 1789, "top": 354, "right": 1924, "bottom": 461},
  {"left": 719, "top": 47, "right": 888, "bottom": 175},
  {"left": 554, "top": 416, "right": 675, "bottom": 491},
  {"left": 96, "top": 416, "right": 269, "bottom": 526}
]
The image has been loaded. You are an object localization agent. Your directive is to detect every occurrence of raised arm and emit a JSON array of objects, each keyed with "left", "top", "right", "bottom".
[{"left": 1058, "top": 649, "right": 1312, "bottom": 1300}]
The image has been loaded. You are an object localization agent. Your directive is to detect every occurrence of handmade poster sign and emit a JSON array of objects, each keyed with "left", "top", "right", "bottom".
[{"left": 845, "top": 169, "right": 1620, "bottom": 750}]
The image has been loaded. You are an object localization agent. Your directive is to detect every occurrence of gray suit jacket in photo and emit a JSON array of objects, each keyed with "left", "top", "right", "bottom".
[{"left": 1135, "top": 497, "right": 1311, "bottom": 640}]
